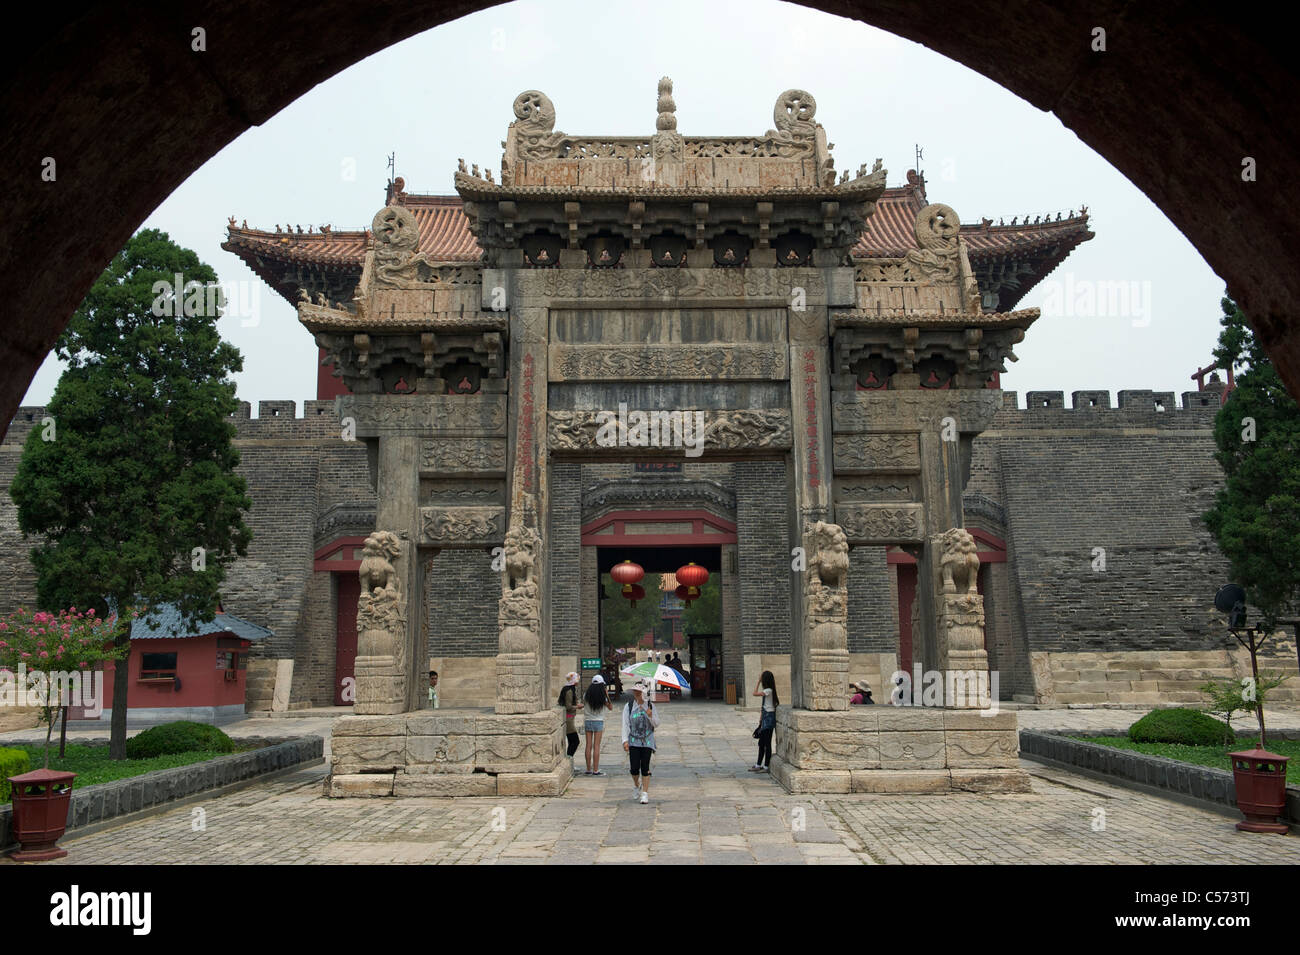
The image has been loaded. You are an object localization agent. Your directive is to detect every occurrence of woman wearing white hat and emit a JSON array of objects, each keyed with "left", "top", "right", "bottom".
[
  {"left": 621, "top": 679, "right": 660, "bottom": 804},
  {"left": 583, "top": 674, "right": 614, "bottom": 776},
  {"left": 559, "top": 672, "right": 584, "bottom": 769}
]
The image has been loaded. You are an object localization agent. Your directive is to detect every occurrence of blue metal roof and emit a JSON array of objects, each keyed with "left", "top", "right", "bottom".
[{"left": 127, "top": 603, "right": 273, "bottom": 642}]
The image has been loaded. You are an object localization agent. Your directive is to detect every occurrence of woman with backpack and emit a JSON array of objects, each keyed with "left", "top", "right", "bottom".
[
  {"left": 583, "top": 674, "right": 614, "bottom": 776},
  {"left": 558, "top": 672, "right": 583, "bottom": 768},
  {"left": 749, "top": 670, "right": 778, "bottom": 773},
  {"left": 621, "top": 679, "right": 660, "bottom": 804}
]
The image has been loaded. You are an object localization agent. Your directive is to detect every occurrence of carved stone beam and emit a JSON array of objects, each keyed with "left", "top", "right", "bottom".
[
  {"left": 354, "top": 333, "right": 371, "bottom": 371},
  {"left": 821, "top": 201, "right": 839, "bottom": 247},
  {"left": 564, "top": 202, "right": 580, "bottom": 249},
  {"left": 756, "top": 201, "right": 773, "bottom": 248},
  {"left": 964, "top": 328, "right": 983, "bottom": 374},
  {"left": 421, "top": 333, "right": 436, "bottom": 372},
  {"left": 628, "top": 200, "right": 645, "bottom": 249},
  {"left": 498, "top": 200, "right": 517, "bottom": 246},
  {"left": 692, "top": 202, "right": 709, "bottom": 249},
  {"left": 902, "top": 327, "right": 918, "bottom": 373}
]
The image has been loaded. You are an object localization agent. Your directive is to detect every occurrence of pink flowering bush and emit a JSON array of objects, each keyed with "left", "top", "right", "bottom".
[{"left": 0, "top": 607, "right": 126, "bottom": 769}]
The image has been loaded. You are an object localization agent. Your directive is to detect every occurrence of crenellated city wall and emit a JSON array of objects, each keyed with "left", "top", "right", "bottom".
[{"left": 5, "top": 388, "right": 1293, "bottom": 710}]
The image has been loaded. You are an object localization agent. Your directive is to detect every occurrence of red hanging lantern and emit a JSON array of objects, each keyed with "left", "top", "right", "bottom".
[
  {"left": 676, "top": 562, "right": 709, "bottom": 600},
  {"left": 627, "top": 584, "right": 646, "bottom": 608},
  {"left": 610, "top": 560, "right": 645, "bottom": 597},
  {"left": 675, "top": 584, "right": 694, "bottom": 608}
]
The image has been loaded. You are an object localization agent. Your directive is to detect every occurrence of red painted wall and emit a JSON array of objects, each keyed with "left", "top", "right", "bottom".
[
  {"left": 100, "top": 635, "right": 249, "bottom": 712},
  {"left": 317, "top": 347, "right": 351, "bottom": 401}
]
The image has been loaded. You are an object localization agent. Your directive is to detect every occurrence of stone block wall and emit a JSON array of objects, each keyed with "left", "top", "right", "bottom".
[
  {"left": 1030, "top": 647, "right": 1300, "bottom": 705},
  {"left": 734, "top": 460, "right": 792, "bottom": 682},
  {"left": 846, "top": 546, "right": 896, "bottom": 654}
]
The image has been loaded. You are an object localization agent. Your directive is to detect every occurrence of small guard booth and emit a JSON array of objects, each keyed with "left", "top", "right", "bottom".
[{"left": 70, "top": 603, "right": 272, "bottom": 726}]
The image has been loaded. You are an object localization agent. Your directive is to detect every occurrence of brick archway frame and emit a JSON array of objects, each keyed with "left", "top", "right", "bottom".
[{"left": 3, "top": 3, "right": 1295, "bottom": 436}]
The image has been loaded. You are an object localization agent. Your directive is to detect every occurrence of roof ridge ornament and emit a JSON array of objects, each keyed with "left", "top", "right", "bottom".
[
  {"left": 511, "top": 90, "right": 568, "bottom": 160},
  {"left": 656, "top": 76, "right": 676, "bottom": 132}
]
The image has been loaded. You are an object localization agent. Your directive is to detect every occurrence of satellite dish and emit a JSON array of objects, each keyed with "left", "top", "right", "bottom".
[{"left": 1214, "top": 584, "right": 1247, "bottom": 614}]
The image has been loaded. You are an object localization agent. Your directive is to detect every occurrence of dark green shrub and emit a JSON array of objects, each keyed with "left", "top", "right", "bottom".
[
  {"left": 1128, "top": 707, "right": 1234, "bottom": 746},
  {"left": 0, "top": 746, "right": 32, "bottom": 802},
  {"left": 124, "top": 721, "right": 235, "bottom": 759}
]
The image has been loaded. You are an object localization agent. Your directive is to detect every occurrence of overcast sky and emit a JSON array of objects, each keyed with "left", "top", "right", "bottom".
[{"left": 21, "top": 0, "right": 1227, "bottom": 411}]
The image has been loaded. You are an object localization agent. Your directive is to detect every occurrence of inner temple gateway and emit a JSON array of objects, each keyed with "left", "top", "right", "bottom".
[{"left": 223, "top": 79, "right": 1101, "bottom": 795}]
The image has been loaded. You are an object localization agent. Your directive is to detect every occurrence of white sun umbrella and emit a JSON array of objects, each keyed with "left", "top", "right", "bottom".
[{"left": 620, "top": 660, "right": 691, "bottom": 691}]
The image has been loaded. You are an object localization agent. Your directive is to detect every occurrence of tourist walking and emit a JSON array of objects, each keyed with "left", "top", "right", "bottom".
[
  {"left": 849, "top": 680, "right": 874, "bottom": 705},
  {"left": 559, "top": 672, "right": 583, "bottom": 766},
  {"left": 622, "top": 679, "right": 660, "bottom": 804},
  {"left": 749, "top": 670, "right": 778, "bottom": 772},
  {"left": 583, "top": 674, "right": 614, "bottom": 775}
]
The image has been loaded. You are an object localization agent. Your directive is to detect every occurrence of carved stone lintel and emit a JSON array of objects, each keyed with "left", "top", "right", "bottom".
[
  {"left": 837, "top": 503, "right": 925, "bottom": 544},
  {"left": 548, "top": 409, "right": 791, "bottom": 452},
  {"left": 517, "top": 268, "right": 825, "bottom": 303},
  {"left": 831, "top": 390, "right": 1002, "bottom": 435},
  {"left": 418, "top": 506, "right": 505, "bottom": 545},
  {"left": 550, "top": 344, "right": 787, "bottom": 382},
  {"left": 338, "top": 394, "right": 507, "bottom": 436},
  {"left": 832, "top": 434, "right": 920, "bottom": 473},
  {"left": 420, "top": 438, "right": 508, "bottom": 473}
]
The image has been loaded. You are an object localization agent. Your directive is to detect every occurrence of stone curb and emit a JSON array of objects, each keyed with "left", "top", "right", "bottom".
[
  {"left": 0, "top": 736, "right": 324, "bottom": 852},
  {"left": 1018, "top": 729, "right": 1299, "bottom": 828}
]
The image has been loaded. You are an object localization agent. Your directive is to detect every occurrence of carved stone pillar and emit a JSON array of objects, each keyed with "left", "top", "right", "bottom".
[
  {"left": 788, "top": 284, "right": 850, "bottom": 709},
  {"left": 354, "top": 530, "right": 409, "bottom": 715},
  {"left": 496, "top": 303, "right": 550, "bottom": 713},
  {"left": 931, "top": 527, "right": 990, "bottom": 707},
  {"left": 802, "top": 521, "right": 850, "bottom": 710}
]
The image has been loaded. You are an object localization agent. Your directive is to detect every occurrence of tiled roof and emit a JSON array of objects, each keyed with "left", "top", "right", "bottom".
[
  {"left": 125, "top": 602, "right": 273, "bottom": 642},
  {"left": 223, "top": 182, "right": 1091, "bottom": 304}
]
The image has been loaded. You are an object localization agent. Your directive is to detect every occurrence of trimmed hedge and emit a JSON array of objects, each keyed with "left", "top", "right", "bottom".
[
  {"left": 1128, "top": 707, "right": 1233, "bottom": 746},
  {"left": 0, "top": 747, "right": 32, "bottom": 803},
  {"left": 124, "top": 721, "right": 236, "bottom": 759}
]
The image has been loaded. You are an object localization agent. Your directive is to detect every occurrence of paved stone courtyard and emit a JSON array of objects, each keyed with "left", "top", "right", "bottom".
[{"left": 7, "top": 701, "right": 1300, "bottom": 865}]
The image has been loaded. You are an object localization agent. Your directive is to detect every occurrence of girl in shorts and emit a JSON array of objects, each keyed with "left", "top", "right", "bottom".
[{"left": 583, "top": 674, "right": 614, "bottom": 776}]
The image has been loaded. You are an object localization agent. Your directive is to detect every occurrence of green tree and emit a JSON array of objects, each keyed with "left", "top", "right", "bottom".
[
  {"left": 10, "top": 230, "right": 253, "bottom": 759},
  {"left": 601, "top": 574, "right": 662, "bottom": 651},
  {"left": 1203, "top": 293, "right": 1300, "bottom": 746},
  {"left": 681, "top": 578, "right": 721, "bottom": 635}
]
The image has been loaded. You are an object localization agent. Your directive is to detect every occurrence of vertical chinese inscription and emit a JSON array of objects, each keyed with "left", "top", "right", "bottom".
[
  {"left": 803, "top": 348, "right": 820, "bottom": 489},
  {"left": 520, "top": 351, "right": 536, "bottom": 493}
]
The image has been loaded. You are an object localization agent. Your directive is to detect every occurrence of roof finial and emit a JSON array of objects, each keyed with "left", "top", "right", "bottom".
[{"left": 656, "top": 77, "right": 676, "bottom": 132}]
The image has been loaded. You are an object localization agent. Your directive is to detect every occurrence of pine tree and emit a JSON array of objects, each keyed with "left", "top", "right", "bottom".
[{"left": 10, "top": 230, "right": 253, "bottom": 758}]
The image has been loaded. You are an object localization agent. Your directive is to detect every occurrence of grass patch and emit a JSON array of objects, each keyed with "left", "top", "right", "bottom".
[
  {"left": 3, "top": 743, "right": 255, "bottom": 800},
  {"left": 1075, "top": 736, "right": 1300, "bottom": 785}
]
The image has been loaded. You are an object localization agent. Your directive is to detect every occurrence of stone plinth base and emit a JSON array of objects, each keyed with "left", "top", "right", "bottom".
[
  {"left": 327, "top": 707, "right": 570, "bottom": 797},
  {"left": 771, "top": 705, "right": 1032, "bottom": 794}
]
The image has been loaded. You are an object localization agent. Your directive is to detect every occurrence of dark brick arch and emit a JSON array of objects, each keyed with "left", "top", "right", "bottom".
[{"left": 3, "top": 2, "right": 1295, "bottom": 434}]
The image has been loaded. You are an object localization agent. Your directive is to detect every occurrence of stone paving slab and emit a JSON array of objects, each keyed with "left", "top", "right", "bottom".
[{"left": 7, "top": 700, "right": 1300, "bottom": 865}]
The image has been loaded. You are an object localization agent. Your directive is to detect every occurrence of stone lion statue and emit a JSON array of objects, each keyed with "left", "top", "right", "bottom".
[
  {"left": 502, "top": 524, "right": 540, "bottom": 586},
  {"left": 358, "top": 530, "right": 402, "bottom": 596},
  {"left": 936, "top": 527, "right": 980, "bottom": 594},
  {"left": 806, "top": 521, "right": 849, "bottom": 589}
]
